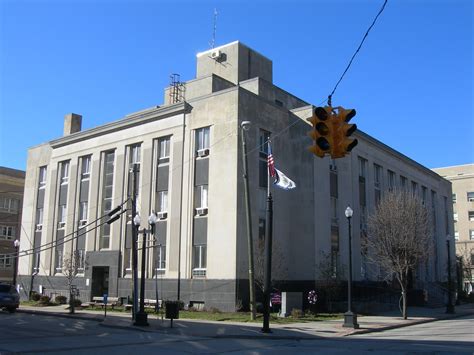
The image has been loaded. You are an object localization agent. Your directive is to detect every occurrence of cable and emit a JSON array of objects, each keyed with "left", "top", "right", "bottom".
[
  {"left": 3, "top": 200, "right": 128, "bottom": 259},
  {"left": 327, "top": 0, "right": 388, "bottom": 106}
]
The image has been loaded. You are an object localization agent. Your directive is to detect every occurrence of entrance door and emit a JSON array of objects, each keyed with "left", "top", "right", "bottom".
[{"left": 91, "top": 267, "right": 109, "bottom": 298}]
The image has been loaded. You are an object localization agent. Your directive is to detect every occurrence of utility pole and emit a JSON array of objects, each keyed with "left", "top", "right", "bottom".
[
  {"left": 240, "top": 121, "right": 256, "bottom": 320},
  {"left": 131, "top": 163, "right": 139, "bottom": 321}
]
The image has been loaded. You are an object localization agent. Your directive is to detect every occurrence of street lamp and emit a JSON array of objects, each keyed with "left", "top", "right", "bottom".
[
  {"left": 133, "top": 211, "right": 158, "bottom": 326},
  {"left": 446, "top": 235, "right": 455, "bottom": 314},
  {"left": 13, "top": 239, "right": 20, "bottom": 288},
  {"left": 343, "top": 206, "right": 359, "bottom": 329},
  {"left": 240, "top": 120, "right": 256, "bottom": 320}
]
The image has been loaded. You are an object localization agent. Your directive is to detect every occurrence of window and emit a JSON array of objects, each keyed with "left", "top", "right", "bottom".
[
  {"left": 468, "top": 192, "right": 474, "bottom": 202},
  {"left": 374, "top": 164, "right": 382, "bottom": 188},
  {"left": 157, "top": 191, "right": 168, "bottom": 213},
  {"left": 374, "top": 164, "right": 382, "bottom": 204},
  {"left": 39, "top": 166, "right": 47, "bottom": 189},
  {"left": 81, "top": 156, "right": 91, "bottom": 181},
  {"left": 58, "top": 205, "right": 66, "bottom": 229},
  {"left": 79, "top": 201, "right": 88, "bottom": 223},
  {"left": 0, "top": 197, "right": 19, "bottom": 213},
  {"left": 387, "top": 170, "right": 395, "bottom": 191},
  {"left": 36, "top": 207, "right": 44, "bottom": 230},
  {"left": 0, "top": 226, "right": 14, "bottom": 240},
  {"left": 412, "top": 181, "right": 418, "bottom": 195},
  {"left": 453, "top": 212, "right": 458, "bottom": 221},
  {"left": 129, "top": 145, "right": 141, "bottom": 197},
  {"left": 358, "top": 157, "right": 367, "bottom": 178},
  {"left": 452, "top": 193, "right": 457, "bottom": 204},
  {"left": 469, "top": 211, "right": 474, "bottom": 221},
  {"left": 259, "top": 130, "right": 271, "bottom": 156},
  {"left": 159, "top": 137, "right": 171, "bottom": 160},
  {"left": 192, "top": 244, "right": 207, "bottom": 275},
  {"left": 131, "top": 144, "right": 141, "bottom": 165},
  {"left": 330, "top": 197, "right": 338, "bottom": 224},
  {"left": 400, "top": 175, "right": 407, "bottom": 189},
  {"left": 155, "top": 245, "right": 166, "bottom": 272},
  {"left": 197, "top": 185, "right": 208, "bottom": 209},
  {"left": 258, "top": 218, "right": 266, "bottom": 240},
  {"left": 0, "top": 255, "right": 12, "bottom": 269},
  {"left": 422, "top": 186, "right": 427, "bottom": 204},
  {"left": 55, "top": 250, "right": 63, "bottom": 271},
  {"left": 77, "top": 250, "right": 85, "bottom": 272},
  {"left": 60, "top": 161, "right": 69, "bottom": 185},
  {"left": 101, "top": 151, "right": 115, "bottom": 250},
  {"left": 454, "top": 231, "right": 459, "bottom": 240},
  {"left": 196, "top": 127, "right": 210, "bottom": 152},
  {"left": 470, "top": 230, "right": 474, "bottom": 240}
]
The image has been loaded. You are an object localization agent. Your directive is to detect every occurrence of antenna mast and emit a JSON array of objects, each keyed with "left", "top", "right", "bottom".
[{"left": 210, "top": 8, "right": 218, "bottom": 49}]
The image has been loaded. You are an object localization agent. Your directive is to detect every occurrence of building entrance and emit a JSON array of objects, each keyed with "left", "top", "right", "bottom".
[{"left": 91, "top": 266, "right": 109, "bottom": 298}]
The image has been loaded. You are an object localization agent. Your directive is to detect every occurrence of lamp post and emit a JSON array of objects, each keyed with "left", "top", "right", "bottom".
[
  {"left": 343, "top": 206, "right": 359, "bottom": 329},
  {"left": 446, "top": 235, "right": 455, "bottom": 314},
  {"left": 133, "top": 212, "right": 157, "bottom": 326},
  {"left": 13, "top": 239, "right": 20, "bottom": 288},
  {"left": 240, "top": 120, "right": 256, "bottom": 320}
]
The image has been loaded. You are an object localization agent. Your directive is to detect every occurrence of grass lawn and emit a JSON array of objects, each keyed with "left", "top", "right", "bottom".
[{"left": 21, "top": 301, "right": 342, "bottom": 324}]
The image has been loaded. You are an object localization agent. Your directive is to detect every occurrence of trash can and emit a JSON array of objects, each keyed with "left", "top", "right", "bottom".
[
  {"left": 165, "top": 301, "right": 180, "bottom": 319},
  {"left": 120, "top": 297, "right": 128, "bottom": 306}
]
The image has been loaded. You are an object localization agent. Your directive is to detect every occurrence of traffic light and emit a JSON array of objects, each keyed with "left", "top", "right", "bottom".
[
  {"left": 307, "top": 106, "right": 333, "bottom": 158},
  {"left": 331, "top": 106, "right": 358, "bottom": 159}
]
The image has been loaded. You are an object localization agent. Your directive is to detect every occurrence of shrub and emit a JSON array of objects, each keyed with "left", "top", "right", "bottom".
[
  {"left": 208, "top": 307, "right": 221, "bottom": 314},
  {"left": 290, "top": 308, "right": 304, "bottom": 319},
  {"left": 38, "top": 295, "right": 51, "bottom": 305},
  {"left": 55, "top": 295, "right": 67, "bottom": 304},
  {"left": 72, "top": 299, "right": 82, "bottom": 307},
  {"left": 30, "top": 292, "right": 41, "bottom": 302}
]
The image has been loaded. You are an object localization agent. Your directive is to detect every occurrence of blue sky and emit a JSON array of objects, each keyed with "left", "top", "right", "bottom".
[{"left": 0, "top": 0, "right": 472, "bottom": 171}]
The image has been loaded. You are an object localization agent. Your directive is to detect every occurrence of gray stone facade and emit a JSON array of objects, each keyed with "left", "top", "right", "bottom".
[{"left": 18, "top": 41, "right": 453, "bottom": 311}]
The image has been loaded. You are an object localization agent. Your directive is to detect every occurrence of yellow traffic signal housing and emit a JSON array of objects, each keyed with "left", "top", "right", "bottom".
[
  {"left": 307, "top": 106, "right": 333, "bottom": 158},
  {"left": 331, "top": 106, "right": 358, "bottom": 158}
]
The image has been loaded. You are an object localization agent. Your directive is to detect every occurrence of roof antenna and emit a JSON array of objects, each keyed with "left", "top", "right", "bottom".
[{"left": 210, "top": 8, "right": 218, "bottom": 49}]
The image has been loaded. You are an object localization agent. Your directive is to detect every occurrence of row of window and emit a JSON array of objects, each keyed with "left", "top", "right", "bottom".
[
  {"left": 0, "top": 225, "right": 15, "bottom": 240},
  {"left": 0, "top": 255, "right": 12, "bottom": 269},
  {"left": 39, "top": 128, "right": 211, "bottom": 276},
  {"left": 454, "top": 211, "right": 474, "bottom": 222},
  {"left": 453, "top": 192, "right": 474, "bottom": 203},
  {"left": 0, "top": 197, "right": 20, "bottom": 213}
]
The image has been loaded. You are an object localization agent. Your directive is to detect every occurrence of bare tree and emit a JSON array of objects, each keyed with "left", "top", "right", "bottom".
[
  {"left": 254, "top": 238, "right": 288, "bottom": 296},
  {"left": 457, "top": 243, "right": 474, "bottom": 293},
  {"left": 363, "top": 189, "right": 432, "bottom": 319},
  {"left": 316, "top": 251, "right": 346, "bottom": 312},
  {"left": 62, "top": 250, "right": 82, "bottom": 314}
]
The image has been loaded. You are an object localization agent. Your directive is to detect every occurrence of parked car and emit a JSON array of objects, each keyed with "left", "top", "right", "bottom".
[{"left": 0, "top": 283, "right": 20, "bottom": 313}]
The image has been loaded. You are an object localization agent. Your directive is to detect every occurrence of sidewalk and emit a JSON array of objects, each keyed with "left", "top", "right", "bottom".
[{"left": 17, "top": 303, "right": 474, "bottom": 340}]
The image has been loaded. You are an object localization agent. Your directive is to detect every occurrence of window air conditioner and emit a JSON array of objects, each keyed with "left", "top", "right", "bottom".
[
  {"left": 58, "top": 222, "right": 65, "bottom": 229},
  {"left": 36, "top": 225, "right": 43, "bottom": 231},
  {"left": 196, "top": 207, "right": 208, "bottom": 216},
  {"left": 79, "top": 220, "right": 87, "bottom": 227},
  {"left": 210, "top": 50, "right": 221, "bottom": 60},
  {"left": 197, "top": 148, "right": 210, "bottom": 157},
  {"left": 157, "top": 211, "right": 167, "bottom": 220}
]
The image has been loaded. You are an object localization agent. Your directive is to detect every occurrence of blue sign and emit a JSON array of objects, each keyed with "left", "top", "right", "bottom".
[{"left": 103, "top": 294, "right": 108, "bottom": 304}]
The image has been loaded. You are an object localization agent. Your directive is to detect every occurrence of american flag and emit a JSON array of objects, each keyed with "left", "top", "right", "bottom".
[{"left": 267, "top": 142, "right": 276, "bottom": 178}]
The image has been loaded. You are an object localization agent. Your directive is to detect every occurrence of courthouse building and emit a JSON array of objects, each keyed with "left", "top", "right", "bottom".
[
  {"left": 18, "top": 41, "right": 453, "bottom": 310},
  {"left": 433, "top": 164, "right": 474, "bottom": 293}
]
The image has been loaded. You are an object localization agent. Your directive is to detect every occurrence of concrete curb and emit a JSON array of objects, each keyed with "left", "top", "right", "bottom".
[{"left": 346, "top": 311, "right": 474, "bottom": 336}]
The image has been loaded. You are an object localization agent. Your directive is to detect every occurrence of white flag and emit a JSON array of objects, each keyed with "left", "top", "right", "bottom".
[{"left": 274, "top": 168, "right": 296, "bottom": 190}]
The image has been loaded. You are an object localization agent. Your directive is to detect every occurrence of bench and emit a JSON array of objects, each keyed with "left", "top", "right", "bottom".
[
  {"left": 124, "top": 299, "right": 162, "bottom": 312},
  {"left": 88, "top": 296, "right": 119, "bottom": 309}
]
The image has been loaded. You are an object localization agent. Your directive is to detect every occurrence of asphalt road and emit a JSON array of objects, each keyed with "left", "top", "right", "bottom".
[{"left": 0, "top": 312, "right": 472, "bottom": 354}]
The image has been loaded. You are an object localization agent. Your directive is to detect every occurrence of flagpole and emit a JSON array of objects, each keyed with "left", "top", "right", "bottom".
[{"left": 262, "top": 140, "right": 273, "bottom": 333}]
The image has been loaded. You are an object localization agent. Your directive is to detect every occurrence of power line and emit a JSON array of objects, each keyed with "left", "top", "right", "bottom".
[{"left": 327, "top": 0, "right": 388, "bottom": 106}]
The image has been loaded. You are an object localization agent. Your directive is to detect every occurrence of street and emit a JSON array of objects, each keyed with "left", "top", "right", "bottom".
[{"left": 0, "top": 312, "right": 472, "bottom": 354}]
